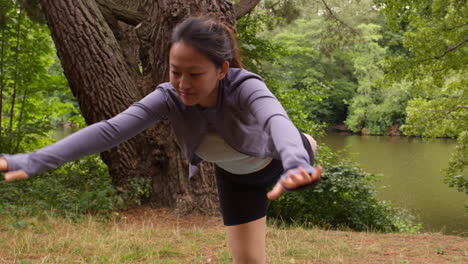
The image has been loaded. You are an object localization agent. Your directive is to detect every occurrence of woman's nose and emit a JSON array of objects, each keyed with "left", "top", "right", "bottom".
[{"left": 179, "top": 75, "right": 191, "bottom": 89}]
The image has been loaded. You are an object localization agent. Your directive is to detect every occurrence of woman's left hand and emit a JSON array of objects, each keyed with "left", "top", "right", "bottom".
[{"left": 267, "top": 165, "right": 322, "bottom": 200}]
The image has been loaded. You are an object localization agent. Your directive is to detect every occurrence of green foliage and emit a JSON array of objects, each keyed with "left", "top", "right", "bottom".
[
  {"left": 267, "top": 17, "right": 356, "bottom": 125},
  {"left": 268, "top": 146, "right": 421, "bottom": 233},
  {"left": 376, "top": 0, "right": 467, "bottom": 200},
  {"left": 344, "top": 23, "right": 412, "bottom": 134},
  {"left": 262, "top": 1, "right": 409, "bottom": 127},
  {"left": 0, "top": 155, "right": 125, "bottom": 219},
  {"left": 400, "top": 72, "right": 467, "bottom": 139},
  {"left": 261, "top": 0, "right": 306, "bottom": 25},
  {"left": 317, "top": 0, "right": 383, "bottom": 56},
  {"left": 351, "top": 24, "right": 386, "bottom": 94},
  {"left": 377, "top": 0, "right": 467, "bottom": 137},
  {"left": 346, "top": 81, "right": 411, "bottom": 134},
  {"left": 0, "top": 1, "right": 81, "bottom": 153},
  {"left": 236, "top": 10, "right": 285, "bottom": 78},
  {"left": 268, "top": 18, "right": 326, "bottom": 91},
  {"left": 275, "top": 86, "right": 326, "bottom": 135},
  {"left": 377, "top": 0, "right": 467, "bottom": 82},
  {"left": 442, "top": 131, "right": 468, "bottom": 209},
  {"left": 119, "top": 177, "right": 152, "bottom": 207},
  {"left": 402, "top": 98, "right": 467, "bottom": 139},
  {"left": 237, "top": 11, "right": 326, "bottom": 135},
  {"left": 0, "top": 1, "right": 122, "bottom": 219}
]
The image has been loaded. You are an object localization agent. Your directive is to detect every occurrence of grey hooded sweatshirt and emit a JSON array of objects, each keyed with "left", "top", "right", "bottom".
[{"left": 1, "top": 68, "right": 315, "bottom": 180}]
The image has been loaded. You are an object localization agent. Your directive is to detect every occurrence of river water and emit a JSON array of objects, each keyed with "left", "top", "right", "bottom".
[{"left": 321, "top": 133, "right": 467, "bottom": 236}]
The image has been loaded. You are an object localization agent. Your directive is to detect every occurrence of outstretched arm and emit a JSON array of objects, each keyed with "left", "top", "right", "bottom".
[
  {"left": 237, "top": 78, "right": 321, "bottom": 199},
  {"left": 1, "top": 88, "right": 169, "bottom": 181}
]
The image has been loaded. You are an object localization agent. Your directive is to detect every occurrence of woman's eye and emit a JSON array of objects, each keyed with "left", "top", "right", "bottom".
[{"left": 171, "top": 71, "right": 181, "bottom": 76}]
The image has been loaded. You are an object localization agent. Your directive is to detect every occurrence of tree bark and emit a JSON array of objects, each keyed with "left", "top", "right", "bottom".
[
  {"left": 234, "top": 0, "right": 262, "bottom": 19},
  {"left": 39, "top": 0, "right": 259, "bottom": 215}
]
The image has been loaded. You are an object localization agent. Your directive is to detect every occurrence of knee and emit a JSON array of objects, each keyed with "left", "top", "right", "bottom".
[
  {"left": 230, "top": 238, "right": 266, "bottom": 264},
  {"left": 303, "top": 133, "right": 317, "bottom": 153},
  {"left": 233, "top": 255, "right": 265, "bottom": 264},
  {"left": 231, "top": 243, "right": 265, "bottom": 264}
]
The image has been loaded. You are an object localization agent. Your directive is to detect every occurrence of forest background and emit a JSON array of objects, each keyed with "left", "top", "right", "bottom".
[{"left": 0, "top": 0, "right": 466, "bottom": 235}]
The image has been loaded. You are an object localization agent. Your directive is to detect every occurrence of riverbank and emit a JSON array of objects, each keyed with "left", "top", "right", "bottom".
[
  {"left": 1, "top": 207, "right": 466, "bottom": 263},
  {"left": 329, "top": 123, "right": 402, "bottom": 136}
]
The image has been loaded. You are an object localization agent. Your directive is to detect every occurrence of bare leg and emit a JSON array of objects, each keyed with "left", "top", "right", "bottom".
[
  {"left": 226, "top": 216, "right": 266, "bottom": 264},
  {"left": 303, "top": 133, "right": 317, "bottom": 153}
]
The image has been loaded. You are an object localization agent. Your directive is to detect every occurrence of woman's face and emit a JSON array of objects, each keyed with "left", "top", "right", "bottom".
[{"left": 169, "top": 42, "right": 228, "bottom": 107}]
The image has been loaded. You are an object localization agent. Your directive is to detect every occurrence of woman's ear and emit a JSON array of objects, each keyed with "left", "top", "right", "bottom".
[{"left": 218, "top": 61, "right": 230, "bottom": 80}]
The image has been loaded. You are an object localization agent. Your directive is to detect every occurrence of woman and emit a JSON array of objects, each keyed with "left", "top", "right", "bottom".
[{"left": 0, "top": 17, "right": 321, "bottom": 263}]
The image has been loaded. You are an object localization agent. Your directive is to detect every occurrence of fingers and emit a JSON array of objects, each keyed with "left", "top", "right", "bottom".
[
  {"left": 311, "top": 165, "right": 322, "bottom": 182},
  {"left": 280, "top": 170, "right": 305, "bottom": 189},
  {"left": 267, "top": 165, "right": 323, "bottom": 200},
  {"left": 282, "top": 166, "right": 319, "bottom": 189},
  {"left": 267, "top": 182, "right": 285, "bottom": 200},
  {"left": 4, "top": 170, "right": 29, "bottom": 182}
]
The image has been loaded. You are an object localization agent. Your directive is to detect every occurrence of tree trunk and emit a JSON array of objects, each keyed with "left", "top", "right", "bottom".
[
  {"left": 0, "top": 27, "right": 5, "bottom": 142},
  {"left": 39, "top": 0, "right": 258, "bottom": 215}
]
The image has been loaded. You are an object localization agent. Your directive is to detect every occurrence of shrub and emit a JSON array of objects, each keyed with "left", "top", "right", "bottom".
[
  {"left": 120, "top": 177, "right": 152, "bottom": 207},
  {"left": 268, "top": 146, "right": 421, "bottom": 233},
  {"left": 0, "top": 155, "right": 125, "bottom": 219}
]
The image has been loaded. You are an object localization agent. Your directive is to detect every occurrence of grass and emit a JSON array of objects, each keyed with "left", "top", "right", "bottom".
[{"left": 0, "top": 207, "right": 466, "bottom": 264}]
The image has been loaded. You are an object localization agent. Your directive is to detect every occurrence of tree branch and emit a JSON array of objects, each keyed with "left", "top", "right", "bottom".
[
  {"left": 449, "top": 105, "right": 468, "bottom": 113},
  {"left": 320, "top": 0, "right": 334, "bottom": 16},
  {"left": 446, "top": 23, "right": 468, "bottom": 31},
  {"left": 234, "top": 0, "right": 261, "bottom": 20},
  {"left": 320, "top": 0, "right": 358, "bottom": 34},
  {"left": 418, "top": 38, "right": 468, "bottom": 63},
  {"left": 96, "top": 0, "right": 147, "bottom": 26},
  {"left": 434, "top": 38, "right": 468, "bottom": 59}
]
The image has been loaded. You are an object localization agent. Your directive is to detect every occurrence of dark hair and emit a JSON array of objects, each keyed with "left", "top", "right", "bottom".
[{"left": 171, "top": 17, "right": 242, "bottom": 68}]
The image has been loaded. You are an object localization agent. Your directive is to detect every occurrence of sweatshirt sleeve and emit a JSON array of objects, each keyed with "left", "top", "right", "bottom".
[
  {"left": 1, "top": 88, "right": 169, "bottom": 176},
  {"left": 237, "top": 78, "right": 316, "bottom": 179}
]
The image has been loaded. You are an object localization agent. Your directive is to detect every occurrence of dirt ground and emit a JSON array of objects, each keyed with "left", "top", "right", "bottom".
[
  {"left": 122, "top": 207, "right": 468, "bottom": 264},
  {"left": 2, "top": 207, "right": 465, "bottom": 263}
]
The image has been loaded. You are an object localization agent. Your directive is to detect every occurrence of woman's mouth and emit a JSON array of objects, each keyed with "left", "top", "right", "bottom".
[{"left": 180, "top": 91, "right": 195, "bottom": 97}]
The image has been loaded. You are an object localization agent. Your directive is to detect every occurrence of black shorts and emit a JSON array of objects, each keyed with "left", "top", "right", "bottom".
[{"left": 215, "top": 133, "right": 314, "bottom": 226}]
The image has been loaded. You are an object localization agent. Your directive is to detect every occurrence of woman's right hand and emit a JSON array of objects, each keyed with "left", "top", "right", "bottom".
[{"left": 0, "top": 157, "right": 29, "bottom": 182}]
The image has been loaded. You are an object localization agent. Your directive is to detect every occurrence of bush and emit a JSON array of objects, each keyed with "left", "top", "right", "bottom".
[
  {"left": 268, "top": 146, "right": 421, "bottom": 233},
  {"left": 0, "top": 155, "right": 125, "bottom": 219},
  {"left": 345, "top": 82, "right": 411, "bottom": 135},
  {"left": 119, "top": 177, "right": 152, "bottom": 207}
]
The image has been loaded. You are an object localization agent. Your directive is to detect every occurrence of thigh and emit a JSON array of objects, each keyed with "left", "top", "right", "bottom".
[
  {"left": 215, "top": 166, "right": 269, "bottom": 226},
  {"left": 299, "top": 132, "right": 315, "bottom": 166},
  {"left": 302, "top": 133, "right": 317, "bottom": 153}
]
